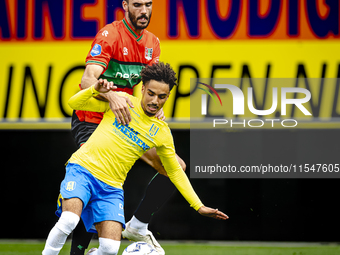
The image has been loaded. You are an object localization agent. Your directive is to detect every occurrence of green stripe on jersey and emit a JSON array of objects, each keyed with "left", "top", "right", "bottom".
[
  {"left": 86, "top": 60, "right": 107, "bottom": 68},
  {"left": 99, "top": 60, "right": 145, "bottom": 88},
  {"left": 123, "top": 19, "right": 143, "bottom": 41}
]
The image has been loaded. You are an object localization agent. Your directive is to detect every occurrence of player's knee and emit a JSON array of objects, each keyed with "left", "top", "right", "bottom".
[
  {"left": 98, "top": 238, "right": 120, "bottom": 255},
  {"left": 55, "top": 211, "right": 80, "bottom": 235}
]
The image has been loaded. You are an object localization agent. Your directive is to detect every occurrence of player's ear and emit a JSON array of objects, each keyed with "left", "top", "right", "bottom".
[
  {"left": 122, "top": 1, "right": 128, "bottom": 12},
  {"left": 141, "top": 84, "right": 145, "bottom": 93}
]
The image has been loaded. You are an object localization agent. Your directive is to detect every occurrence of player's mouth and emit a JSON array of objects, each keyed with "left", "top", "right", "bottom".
[
  {"left": 138, "top": 15, "right": 148, "bottom": 23},
  {"left": 147, "top": 104, "right": 158, "bottom": 112}
]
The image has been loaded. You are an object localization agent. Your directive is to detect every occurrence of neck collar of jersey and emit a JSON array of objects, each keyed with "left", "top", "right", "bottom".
[{"left": 123, "top": 18, "right": 144, "bottom": 42}]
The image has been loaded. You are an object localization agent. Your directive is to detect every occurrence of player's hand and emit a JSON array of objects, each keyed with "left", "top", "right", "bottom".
[
  {"left": 106, "top": 92, "right": 134, "bottom": 125},
  {"left": 155, "top": 108, "right": 166, "bottom": 121},
  {"left": 198, "top": 206, "right": 229, "bottom": 220},
  {"left": 94, "top": 79, "right": 116, "bottom": 93}
]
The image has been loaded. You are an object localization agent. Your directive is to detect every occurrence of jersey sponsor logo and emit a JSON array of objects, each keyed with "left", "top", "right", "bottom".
[
  {"left": 101, "top": 60, "right": 145, "bottom": 87},
  {"left": 149, "top": 124, "right": 159, "bottom": 137},
  {"left": 114, "top": 72, "right": 139, "bottom": 80},
  {"left": 123, "top": 47, "right": 128, "bottom": 55},
  {"left": 145, "top": 47, "right": 153, "bottom": 60},
  {"left": 119, "top": 203, "right": 124, "bottom": 210},
  {"left": 90, "top": 44, "right": 102, "bottom": 57},
  {"left": 112, "top": 119, "right": 150, "bottom": 151},
  {"left": 65, "top": 181, "right": 76, "bottom": 191},
  {"left": 102, "top": 30, "right": 109, "bottom": 37}
]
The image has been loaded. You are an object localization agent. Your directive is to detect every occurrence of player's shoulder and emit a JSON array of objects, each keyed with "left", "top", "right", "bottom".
[
  {"left": 152, "top": 118, "right": 171, "bottom": 136},
  {"left": 144, "top": 29, "right": 160, "bottom": 44},
  {"left": 96, "top": 21, "right": 122, "bottom": 39},
  {"left": 153, "top": 120, "right": 173, "bottom": 145}
]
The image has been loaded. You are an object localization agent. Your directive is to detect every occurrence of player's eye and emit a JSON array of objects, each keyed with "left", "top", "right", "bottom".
[{"left": 146, "top": 3, "right": 152, "bottom": 7}]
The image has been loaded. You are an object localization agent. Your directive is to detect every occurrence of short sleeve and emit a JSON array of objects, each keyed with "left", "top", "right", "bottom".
[
  {"left": 149, "top": 37, "right": 160, "bottom": 65},
  {"left": 85, "top": 24, "right": 116, "bottom": 70}
]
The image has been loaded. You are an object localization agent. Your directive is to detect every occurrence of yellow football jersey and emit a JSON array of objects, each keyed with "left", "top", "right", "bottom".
[{"left": 68, "top": 86, "right": 203, "bottom": 211}]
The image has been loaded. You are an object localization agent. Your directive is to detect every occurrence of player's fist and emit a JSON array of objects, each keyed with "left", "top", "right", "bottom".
[{"left": 94, "top": 78, "right": 117, "bottom": 93}]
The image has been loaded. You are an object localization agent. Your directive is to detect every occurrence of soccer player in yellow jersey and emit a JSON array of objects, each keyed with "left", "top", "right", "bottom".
[{"left": 42, "top": 63, "right": 228, "bottom": 255}]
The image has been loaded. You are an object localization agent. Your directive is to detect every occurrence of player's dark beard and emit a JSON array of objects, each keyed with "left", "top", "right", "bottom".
[{"left": 128, "top": 10, "right": 152, "bottom": 30}]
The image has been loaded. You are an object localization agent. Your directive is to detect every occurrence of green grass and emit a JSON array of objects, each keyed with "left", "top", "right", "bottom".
[{"left": 1, "top": 240, "right": 340, "bottom": 255}]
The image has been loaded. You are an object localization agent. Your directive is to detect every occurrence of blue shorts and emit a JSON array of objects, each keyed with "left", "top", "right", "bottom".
[{"left": 56, "top": 163, "right": 125, "bottom": 233}]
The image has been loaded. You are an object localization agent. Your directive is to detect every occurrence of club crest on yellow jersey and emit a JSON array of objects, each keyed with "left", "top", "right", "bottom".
[{"left": 149, "top": 124, "right": 159, "bottom": 137}]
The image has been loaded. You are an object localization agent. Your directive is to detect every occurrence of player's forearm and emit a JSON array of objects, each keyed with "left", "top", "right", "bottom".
[
  {"left": 80, "top": 64, "right": 111, "bottom": 100},
  {"left": 81, "top": 75, "right": 98, "bottom": 89},
  {"left": 167, "top": 167, "right": 204, "bottom": 211},
  {"left": 81, "top": 64, "right": 104, "bottom": 89},
  {"left": 81, "top": 75, "right": 115, "bottom": 102},
  {"left": 68, "top": 86, "right": 108, "bottom": 112}
]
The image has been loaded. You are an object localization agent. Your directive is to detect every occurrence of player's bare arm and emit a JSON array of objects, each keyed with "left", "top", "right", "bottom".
[
  {"left": 81, "top": 64, "right": 134, "bottom": 125},
  {"left": 198, "top": 206, "right": 229, "bottom": 220}
]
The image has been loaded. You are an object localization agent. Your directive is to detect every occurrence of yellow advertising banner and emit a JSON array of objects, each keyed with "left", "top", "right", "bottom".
[
  {"left": 1, "top": 40, "right": 340, "bottom": 129},
  {"left": 1, "top": 0, "right": 340, "bottom": 129}
]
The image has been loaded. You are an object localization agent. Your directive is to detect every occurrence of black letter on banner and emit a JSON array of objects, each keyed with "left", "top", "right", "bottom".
[
  {"left": 17, "top": 0, "right": 27, "bottom": 39},
  {"left": 19, "top": 66, "right": 52, "bottom": 118},
  {"left": 331, "top": 64, "right": 340, "bottom": 117},
  {"left": 3, "top": 66, "right": 13, "bottom": 118},
  {"left": 206, "top": 0, "right": 241, "bottom": 38},
  {"left": 291, "top": 64, "right": 326, "bottom": 117},
  {"left": 306, "top": 0, "right": 339, "bottom": 38},
  {"left": 106, "top": 0, "right": 124, "bottom": 23},
  {"left": 249, "top": 0, "right": 281, "bottom": 37},
  {"left": 205, "top": 65, "right": 231, "bottom": 118},
  {"left": 72, "top": 0, "right": 97, "bottom": 38},
  {"left": 59, "top": 66, "right": 85, "bottom": 117},
  {"left": 168, "top": 0, "right": 199, "bottom": 38},
  {"left": 0, "top": 0, "right": 10, "bottom": 39},
  {"left": 34, "top": 0, "right": 64, "bottom": 39},
  {"left": 171, "top": 65, "right": 199, "bottom": 117},
  {"left": 288, "top": 0, "right": 299, "bottom": 36}
]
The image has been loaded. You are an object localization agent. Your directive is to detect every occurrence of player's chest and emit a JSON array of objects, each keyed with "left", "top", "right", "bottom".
[
  {"left": 106, "top": 111, "right": 163, "bottom": 149},
  {"left": 112, "top": 36, "right": 155, "bottom": 64}
]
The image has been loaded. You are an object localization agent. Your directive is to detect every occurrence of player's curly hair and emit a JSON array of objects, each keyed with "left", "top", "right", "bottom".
[{"left": 141, "top": 62, "right": 177, "bottom": 91}]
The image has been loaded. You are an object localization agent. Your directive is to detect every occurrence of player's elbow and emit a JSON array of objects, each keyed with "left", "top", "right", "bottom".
[
  {"left": 68, "top": 98, "right": 76, "bottom": 109},
  {"left": 178, "top": 158, "right": 186, "bottom": 172}
]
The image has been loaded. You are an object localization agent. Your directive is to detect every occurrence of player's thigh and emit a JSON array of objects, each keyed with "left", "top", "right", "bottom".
[
  {"left": 96, "top": 220, "right": 122, "bottom": 240},
  {"left": 140, "top": 148, "right": 186, "bottom": 175},
  {"left": 62, "top": 197, "right": 83, "bottom": 217}
]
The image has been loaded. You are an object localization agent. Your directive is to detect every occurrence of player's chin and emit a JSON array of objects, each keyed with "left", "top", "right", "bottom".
[
  {"left": 145, "top": 110, "right": 156, "bottom": 117},
  {"left": 147, "top": 105, "right": 159, "bottom": 113},
  {"left": 137, "top": 20, "right": 149, "bottom": 29}
]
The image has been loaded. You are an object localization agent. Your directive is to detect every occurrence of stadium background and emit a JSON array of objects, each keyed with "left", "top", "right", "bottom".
[{"left": 1, "top": 0, "right": 340, "bottom": 242}]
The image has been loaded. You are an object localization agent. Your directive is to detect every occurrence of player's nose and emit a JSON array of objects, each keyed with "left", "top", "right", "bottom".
[
  {"left": 151, "top": 97, "right": 158, "bottom": 105},
  {"left": 140, "top": 4, "right": 147, "bottom": 14}
]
